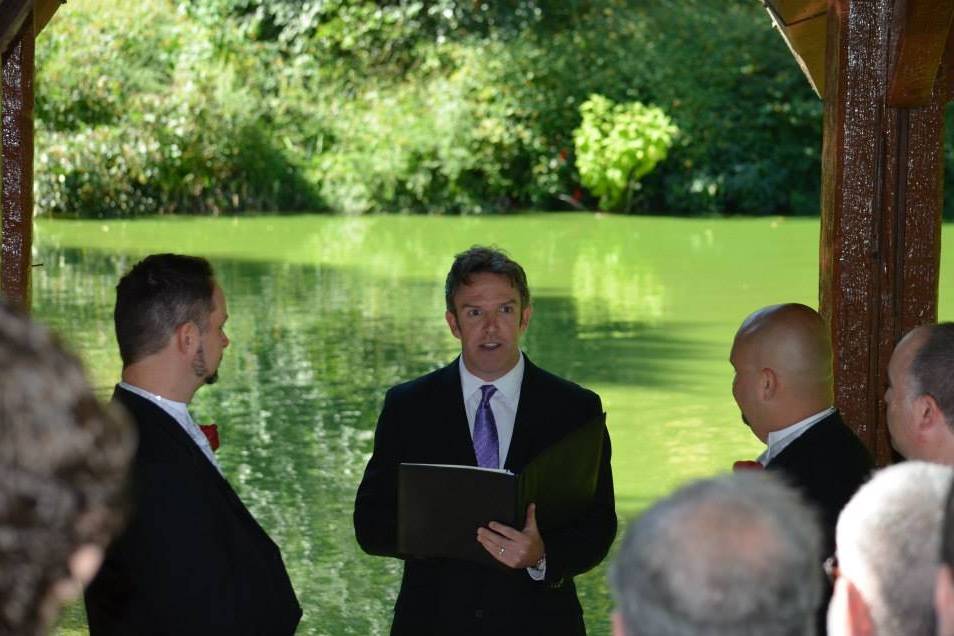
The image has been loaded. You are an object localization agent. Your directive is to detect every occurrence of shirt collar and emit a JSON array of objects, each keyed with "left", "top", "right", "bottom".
[
  {"left": 119, "top": 381, "right": 190, "bottom": 416},
  {"left": 760, "top": 406, "right": 836, "bottom": 465},
  {"left": 459, "top": 352, "right": 525, "bottom": 406}
]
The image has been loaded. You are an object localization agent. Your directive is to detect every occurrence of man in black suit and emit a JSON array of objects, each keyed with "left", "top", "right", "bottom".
[
  {"left": 85, "top": 254, "right": 301, "bottom": 635},
  {"left": 354, "top": 246, "right": 616, "bottom": 636},
  {"left": 729, "top": 303, "right": 872, "bottom": 557}
]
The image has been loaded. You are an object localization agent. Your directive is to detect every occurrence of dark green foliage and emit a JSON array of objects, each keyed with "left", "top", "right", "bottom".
[
  {"left": 35, "top": 0, "right": 321, "bottom": 217},
  {"left": 35, "top": 0, "right": 832, "bottom": 216}
]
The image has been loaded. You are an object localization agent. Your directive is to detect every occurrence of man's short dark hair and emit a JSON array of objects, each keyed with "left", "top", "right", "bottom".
[
  {"left": 0, "top": 300, "right": 134, "bottom": 636},
  {"left": 114, "top": 254, "right": 215, "bottom": 367},
  {"left": 909, "top": 323, "right": 954, "bottom": 429},
  {"left": 444, "top": 246, "right": 530, "bottom": 314}
]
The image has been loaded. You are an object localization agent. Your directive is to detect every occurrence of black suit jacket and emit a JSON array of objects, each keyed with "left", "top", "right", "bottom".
[
  {"left": 85, "top": 387, "right": 301, "bottom": 636},
  {"left": 354, "top": 356, "right": 616, "bottom": 636},
  {"left": 766, "top": 410, "right": 873, "bottom": 556}
]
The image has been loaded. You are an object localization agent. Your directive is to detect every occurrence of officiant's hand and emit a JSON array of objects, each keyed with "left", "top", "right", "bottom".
[{"left": 477, "top": 503, "right": 545, "bottom": 569}]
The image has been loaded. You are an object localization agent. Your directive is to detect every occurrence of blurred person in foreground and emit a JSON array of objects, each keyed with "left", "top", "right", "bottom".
[
  {"left": 827, "top": 461, "right": 951, "bottom": 636},
  {"left": 609, "top": 471, "right": 823, "bottom": 636},
  {"left": 936, "top": 481, "right": 954, "bottom": 636},
  {"left": 729, "top": 303, "right": 873, "bottom": 555},
  {"left": 885, "top": 323, "right": 954, "bottom": 464},
  {"left": 84, "top": 254, "right": 301, "bottom": 635},
  {"left": 0, "top": 299, "right": 134, "bottom": 636}
]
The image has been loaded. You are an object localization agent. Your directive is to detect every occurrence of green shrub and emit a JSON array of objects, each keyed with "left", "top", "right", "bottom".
[
  {"left": 33, "top": 0, "right": 825, "bottom": 216},
  {"left": 573, "top": 95, "right": 677, "bottom": 212},
  {"left": 34, "top": 0, "right": 321, "bottom": 216}
]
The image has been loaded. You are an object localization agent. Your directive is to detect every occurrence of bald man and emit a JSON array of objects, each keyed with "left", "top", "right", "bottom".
[
  {"left": 885, "top": 323, "right": 954, "bottom": 465},
  {"left": 730, "top": 303, "right": 872, "bottom": 556}
]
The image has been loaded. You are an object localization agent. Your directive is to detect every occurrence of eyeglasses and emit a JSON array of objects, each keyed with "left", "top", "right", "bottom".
[{"left": 823, "top": 555, "right": 840, "bottom": 584}]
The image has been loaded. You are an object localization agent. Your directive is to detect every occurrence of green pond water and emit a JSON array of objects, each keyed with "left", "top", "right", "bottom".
[{"left": 34, "top": 213, "right": 954, "bottom": 636}]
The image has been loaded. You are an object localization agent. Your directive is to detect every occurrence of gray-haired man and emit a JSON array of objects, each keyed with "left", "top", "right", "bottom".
[
  {"left": 827, "top": 461, "right": 951, "bottom": 636},
  {"left": 610, "top": 471, "right": 823, "bottom": 636}
]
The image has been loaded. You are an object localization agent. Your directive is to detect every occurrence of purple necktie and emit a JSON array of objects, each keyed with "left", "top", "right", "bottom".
[{"left": 473, "top": 384, "right": 499, "bottom": 468}]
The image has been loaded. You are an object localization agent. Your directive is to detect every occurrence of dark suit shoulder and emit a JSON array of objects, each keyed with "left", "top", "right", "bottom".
[
  {"left": 110, "top": 387, "right": 196, "bottom": 465},
  {"left": 385, "top": 363, "right": 455, "bottom": 401},
  {"left": 522, "top": 360, "right": 602, "bottom": 417},
  {"left": 526, "top": 363, "right": 599, "bottom": 400},
  {"left": 772, "top": 412, "right": 873, "bottom": 473},
  {"left": 767, "top": 411, "right": 873, "bottom": 554}
]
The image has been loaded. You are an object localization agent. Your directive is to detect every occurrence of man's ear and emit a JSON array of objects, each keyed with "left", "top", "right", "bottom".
[
  {"left": 175, "top": 321, "right": 200, "bottom": 355},
  {"left": 70, "top": 544, "right": 104, "bottom": 588},
  {"left": 50, "top": 544, "right": 104, "bottom": 604},
  {"left": 611, "top": 610, "right": 627, "bottom": 636},
  {"left": 759, "top": 368, "right": 778, "bottom": 400},
  {"left": 916, "top": 393, "right": 944, "bottom": 435},
  {"left": 845, "top": 578, "right": 874, "bottom": 636},
  {"left": 935, "top": 565, "right": 954, "bottom": 636},
  {"left": 519, "top": 304, "right": 533, "bottom": 332},
  {"left": 445, "top": 310, "right": 461, "bottom": 340}
]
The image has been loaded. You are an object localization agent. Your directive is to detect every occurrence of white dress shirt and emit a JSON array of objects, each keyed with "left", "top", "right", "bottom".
[
  {"left": 758, "top": 406, "right": 836, "bottom": 466},
  {"left": 459, "top": 353, "right": 524, "bottom": 468},
  {"left": 458, "top": 353, "right": 546, "bottom": 580},
  {"left": 119, "top": 382, "right": 222, "bottom": 474}
]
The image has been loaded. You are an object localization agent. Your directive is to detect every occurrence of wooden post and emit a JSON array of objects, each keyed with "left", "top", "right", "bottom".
[
  {"left": 820, "top": 0, "right": 950, "bottom": 465},
  {"left": 1, "top": 8, "right": 34, "bottom": 311}
]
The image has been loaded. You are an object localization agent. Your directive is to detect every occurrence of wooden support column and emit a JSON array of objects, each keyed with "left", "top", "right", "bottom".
[
  {"left": 820, "top": 0, "right": 949, "bottom": 465},
  {"left": 1, "top": 9, "right": 34, "bottom": 311}
]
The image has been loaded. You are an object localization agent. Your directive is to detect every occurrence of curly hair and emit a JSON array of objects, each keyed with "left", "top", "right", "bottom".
[{"left": 0, "top": 300, "right": 135, "bottom": 636}]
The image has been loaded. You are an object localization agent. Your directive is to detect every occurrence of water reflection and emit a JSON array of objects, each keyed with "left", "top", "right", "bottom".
[{"left": 34, "top": 215, "right": 825, "bottom": 636}]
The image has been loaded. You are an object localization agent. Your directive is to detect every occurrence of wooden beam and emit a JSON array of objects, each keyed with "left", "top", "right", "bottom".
[
  {"left": 34, "top": 0, "right": 63, "bottom": 36},
  {"left": 887, "top": 0, "right": 954, "bottom": 107},
  {"left": 942, "top": 16, "right": 954, "bottom": 102},
  {"left": 764, "top": 0, "right": 827, "bottom": 26},
  {"left": 0, "top": 0, "right": 31, "bottom": 54},
  {"left": 764, "top": 0, "right": 828, "bottom": 97},
  {"left": 821, "top": 0, "right": 945, "bottom": 466},
  {"left": 2, "top": 11, "right": 34, "bottom": 310}
]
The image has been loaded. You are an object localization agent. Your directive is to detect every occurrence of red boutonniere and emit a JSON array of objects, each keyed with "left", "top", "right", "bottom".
[
  {"left": 732, "top": 460, "right": 763, "bottom": 472},
  {"left": 199, "top": 424, "right": 220, "bottom": 452}
]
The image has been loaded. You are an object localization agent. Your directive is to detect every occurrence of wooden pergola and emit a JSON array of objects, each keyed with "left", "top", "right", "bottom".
[
  {"left": 765, "top": 0, "right": 954, "bottom": 465},
  {"left": 2, "top": 0, "right": 952, "bottom": 465},
  {"left": 0, "top": 0, "right": 60, "bottom": 312}
]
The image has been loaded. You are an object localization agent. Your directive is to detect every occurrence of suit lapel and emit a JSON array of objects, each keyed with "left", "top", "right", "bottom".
[
  {"left": 114, "top": 386, "right": 272, "bottom": 536},
  {"left": 504, "top": 355, "right": 538, "bottom": 471},
  {"left": 114, "top": 386, "right": 208, "bottom": 462},
  {"left": 767, "top": 411, "right": 839, "bottom": 468},
  {"left": 435, "top": 359, "right": 480, "bottom": 466}
]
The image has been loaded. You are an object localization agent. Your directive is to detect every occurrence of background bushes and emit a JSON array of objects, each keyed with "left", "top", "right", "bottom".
[
  {"left": 32, "top": 0, "right": 954, "bottom": 216},
  {"left": 35, "top": 0, "right": 320, "bottom": 216}
]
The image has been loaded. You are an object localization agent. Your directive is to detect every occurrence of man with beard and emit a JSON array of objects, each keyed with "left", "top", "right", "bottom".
[
  {"left": 85, "top": 254, "right": 301, "bottom": 635},
  {"left": 729, "top": 303, "right": 872, "bottom": 557}
]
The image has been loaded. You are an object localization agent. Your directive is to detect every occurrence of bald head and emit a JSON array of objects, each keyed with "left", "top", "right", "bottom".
[
  {"left": 736, "top": 304, "right": 833, "bottom": 389},
  {"left": 730, "top": 304, "right": 834, "bottom": 440}
]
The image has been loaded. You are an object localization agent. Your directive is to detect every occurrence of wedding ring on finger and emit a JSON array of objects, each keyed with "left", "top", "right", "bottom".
[{"left": 499, "top": 546, "right": 505, "bottom": 555}]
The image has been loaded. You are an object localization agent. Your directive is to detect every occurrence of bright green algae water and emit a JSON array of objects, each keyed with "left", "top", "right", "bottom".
[{"left": 35, "top": 214, "right": 954, "bottom": 635}]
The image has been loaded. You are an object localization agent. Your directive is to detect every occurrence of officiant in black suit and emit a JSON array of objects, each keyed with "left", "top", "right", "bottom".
[
  {"left": 354, "top": 246, "right": 616, "bottom": 636},
  {"left": 84, "top": 254, "right": 301, "bottom": 636},
  {"left": 729, "top": 303, "right": 872, "bottom": 556}
]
